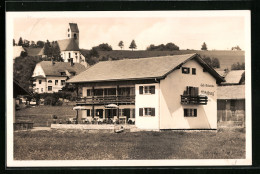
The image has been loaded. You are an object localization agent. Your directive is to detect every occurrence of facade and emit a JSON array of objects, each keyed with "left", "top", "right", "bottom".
[
  {"left": 57, "top": 23, "right": 86, "bottom": 64},
  {"left": 31, "top": 61, "right": 86, "bottom": 93},
  {"left": 68, "top": 53, "right": 224, "bottom": 130}
]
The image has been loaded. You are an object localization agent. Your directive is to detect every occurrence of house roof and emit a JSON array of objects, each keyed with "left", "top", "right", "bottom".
[
  {"left": 24, "top": 47, "right": 45, "bottom": 56},
  {"left": 13, "top": 46, "right": 25, "bottom": 58},
  {"left": 69, "top": 23, "right": 79, "bottom": 32},
  {"left": 38, "top": 61, "right": 86, "bottom": 76},
  {"left": 13, "top": 79, "right": 31, "bottom": 97},
  {"left": 68, "top": 53, "right": 224, "bottom": 83},
  {"left": 221, "top": 70, "right": 245, "bottom": 85},
  {"left": 217, "top": 85, "right": 245, "bottom": 99},
  {"left": 57, "top": 39, "right": 80, "bottom": 51},
  {"left": 216, "top": 70, "right": 226, "bottom": 77}
]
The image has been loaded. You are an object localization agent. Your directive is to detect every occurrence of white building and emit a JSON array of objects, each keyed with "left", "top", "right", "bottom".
[
  {"left": 31, "top": 61, "right": 86, "bottom": 93},
  {"left": 67, "top": 53, "right": 224, "bottom": 130},
  {"left": 57, "top": 23, "right": 86, "bottom": 64}
]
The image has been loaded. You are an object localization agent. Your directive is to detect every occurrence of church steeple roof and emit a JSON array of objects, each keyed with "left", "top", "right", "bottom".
[{"left": 69, "top": 23, "right": 79, "bottom": 32}]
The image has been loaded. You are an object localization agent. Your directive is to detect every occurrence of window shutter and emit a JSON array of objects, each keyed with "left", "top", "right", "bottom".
[
  {"left": 151, "top": 86, "right": 155, "bottom": 94},
  {"left": 139, "top": 86, "right": 143, "bottom": 94},
  {"left": 195, "top": 87, "right": 199, "bottom": 96},
  {"left": 194, "top": 109, "right": 197, "bottom": 117},
  {"left": 187, "top": 68, "right": 190, "bottom": 74},
  {"left": 151, "top": 108, "right": 155, "bottom": 116},
  {"left": 139, "top": 108, "right": 143, "bottom": 116},
  {"left": 184, "top": 109, "right": 188, "bottom": 117}
]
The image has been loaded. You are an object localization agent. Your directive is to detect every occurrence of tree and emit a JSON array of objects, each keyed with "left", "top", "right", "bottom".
[
  {"left": 44, "top": 40, "right": 52, "bottom": 58},
  {"left": 129, "top": 40, "right": 137, "bottom": 51},
  {"left": 36, "top": 40, "right": 45, "bottom": 48},
  {"left": 30, "top": 41, "right": 36, "bottom": 48},
  {"left": 13, "top": 56, "right": 42, "bottom": 91},
  {"left": 201, "top": 42, "right": 207, "bottom": 50},
  {"left": 147, "top": 42, "right": 179, "bottom": 51},
  {"left": 201, "top": 55, "right": 220, "bottom": 69},
  {"left": 13, "top": 39, "right": 16, "bottom": 46},
  {"left": 118, "top": 41, "right": 124, "bottom": 50},
  {"left": 93, "top": 43, "right": 113, "bottom": 51},
  {"left": 231, "top": 45, "right": 242, "bottom": 51},
  {"left": 231, "top": 62, "right": 245, "bottom": 70},
  {"left": 23, "top": 40, "right": 30, "bottom": 47},
  {"left": 18, "top": 37, "right": 23, "bottom": 46},
  {"left": 211, "top": 58, "right": 220, "bottom": 69}
]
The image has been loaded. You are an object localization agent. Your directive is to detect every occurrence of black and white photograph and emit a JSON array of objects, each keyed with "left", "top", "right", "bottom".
[{"left": 6, "top": 10, "right": 251, "bottom": 167}]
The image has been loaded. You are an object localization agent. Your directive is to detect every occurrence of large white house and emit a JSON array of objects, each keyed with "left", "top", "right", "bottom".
[
  {"left": 57, "top": 23, "right": 86, "bottom": 64},
  {"left": 32, "top": 61, "right": 86, "bottom": 93},
  {"left": 67, "top": 53, "right": 224, "bottom": 130}
]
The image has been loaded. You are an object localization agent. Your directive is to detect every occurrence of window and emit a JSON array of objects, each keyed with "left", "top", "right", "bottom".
[
  {"left": 68, "top": 34, "right": 70, "bottom": 37},
  {"left": 70, "top": 72, "right": 76, "bottom": 76},
  {"left": 184, "top": 108, "right": 197, "bottom": 117},
  {"left": 182, "top": 67, "right": 190, "bottom": 74},
  {"left": 94, "top": 89, "right": 103, "bottom": 96},
  {"left": 74, "top": 33, "right": 77, "bottom": 39},
  {"left": 139, "top": 108, "right": 155, "bottom": 116},
  {"left": 55, "top": 80, "right": 58, "bottom": 85},
  {"left": 39, "top": 80, "right": 42, "bottom": 84},
  {"left": 86, "top": 109, "right": 91, "bottom": 116},
  {"left": 41, "top": 88, "right": 43, "bottom": 92},
  {"left": 87, "top": 89, "right": 92, "bottom": 96},
  {"left": 61, "top": 80, "right": 65, "bottom": 85},
  {"left": 192, "top": 68, "right": 196, "bottom": 75},
  {"left": 139, "top": 85, "right": 155, "bottom": 94},
  {"left": 48, "top": 86, "right": 52, "bottom": 91},
  {"left": 104, "top": 88, "right": 116, "bottom": 96},
  {"left": 60, "top": 72, "right": 66, "bottom": 76},
  {"left": 69, "top": 52, "right": 71, "bottom": 58},
  {"left": 183, "top": 86, "right": 199, "bottom": 97},
  {"left": 48, "top": 80, "right": 52, "bottom": 83},
  {"left": 68, "top": 28, "right": 70, "bottom": 32}
]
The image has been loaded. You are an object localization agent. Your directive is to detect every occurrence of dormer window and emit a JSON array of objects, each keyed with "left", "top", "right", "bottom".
[
  {"left": 182, "top": 67, "right": 190, "bottom": 74},
  {"left": 60, "top": 72, "right": 66, "bottom": 76}
]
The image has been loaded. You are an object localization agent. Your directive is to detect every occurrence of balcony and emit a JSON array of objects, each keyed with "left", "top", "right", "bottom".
[
  {"left": 181, "top": 95, "right": 208, "bottom": 105},
  {"left": 76, "top": 95, "right": 135, "bottom": 105}
]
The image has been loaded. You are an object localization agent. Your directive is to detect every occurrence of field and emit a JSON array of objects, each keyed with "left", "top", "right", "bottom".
[
  {"left": 14, "top": 128, "right": 245, "bottom": 160},
  {"left": 81, "top": 49, "right": 245, "bottom": 70}
]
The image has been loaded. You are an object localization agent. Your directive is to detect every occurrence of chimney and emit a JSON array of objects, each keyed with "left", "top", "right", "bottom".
[
  {"left": 70, "top": 58, "right": 74, "bottom": 66},
  {"left": 51, "top": 57, "right": 55, "bottom": 65}
]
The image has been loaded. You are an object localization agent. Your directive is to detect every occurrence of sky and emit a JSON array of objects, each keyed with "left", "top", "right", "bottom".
[{"left": 13, "top": 14, "right": 246, "bottom": 50}]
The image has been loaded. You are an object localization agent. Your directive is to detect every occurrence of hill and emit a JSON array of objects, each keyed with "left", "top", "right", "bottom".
[{"left": 81, "top": 49, "right": 245, "bottom": 70}]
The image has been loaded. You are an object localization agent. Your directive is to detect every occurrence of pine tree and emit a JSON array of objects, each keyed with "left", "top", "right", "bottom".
[
  {"left": 129, "top": 40, "right": 137, "bottom": 51},
  {"left": 18, "top": 37, "right": 23, "bottom": 46},
  {"left": 201, "top": 42, "right": 207, "bottom": 50}
]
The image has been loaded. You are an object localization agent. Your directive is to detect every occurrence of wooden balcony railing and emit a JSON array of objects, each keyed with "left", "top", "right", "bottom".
[
  {"left": 181, "top": 95, "right": 208, "bottom": 105},
  {"left": 76, "top": 95, "right": 135, "bottom": 105}
]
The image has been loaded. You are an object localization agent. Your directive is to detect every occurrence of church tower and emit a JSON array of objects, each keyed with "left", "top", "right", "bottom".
[{"left": 67, "top": 23, "right": 79, "bottom": 46}]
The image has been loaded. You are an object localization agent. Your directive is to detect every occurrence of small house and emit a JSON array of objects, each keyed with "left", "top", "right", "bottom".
[{"left": 31, "top": 61, "right": 86, "bottom": 93}]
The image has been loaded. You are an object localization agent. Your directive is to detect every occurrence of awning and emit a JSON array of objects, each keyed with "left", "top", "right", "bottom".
[
  {"left": 73, "top": 106, "right": 89, "bottom": 110},
  {"left": 105, "top": 104, "right": 119, "bottom": 108}
]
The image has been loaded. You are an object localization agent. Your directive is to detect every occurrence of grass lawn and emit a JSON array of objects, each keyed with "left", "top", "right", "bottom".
[
  {"left": 15, "top": 105, "right": 77, "bottom": 127},
  {"left": 14, "top": 128, "right": 245, "bottom": 160}
]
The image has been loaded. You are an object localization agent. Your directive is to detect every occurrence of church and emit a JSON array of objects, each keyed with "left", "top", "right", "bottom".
[{"left": 57, "top": 23, "right": 87, "bottom": 64}]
